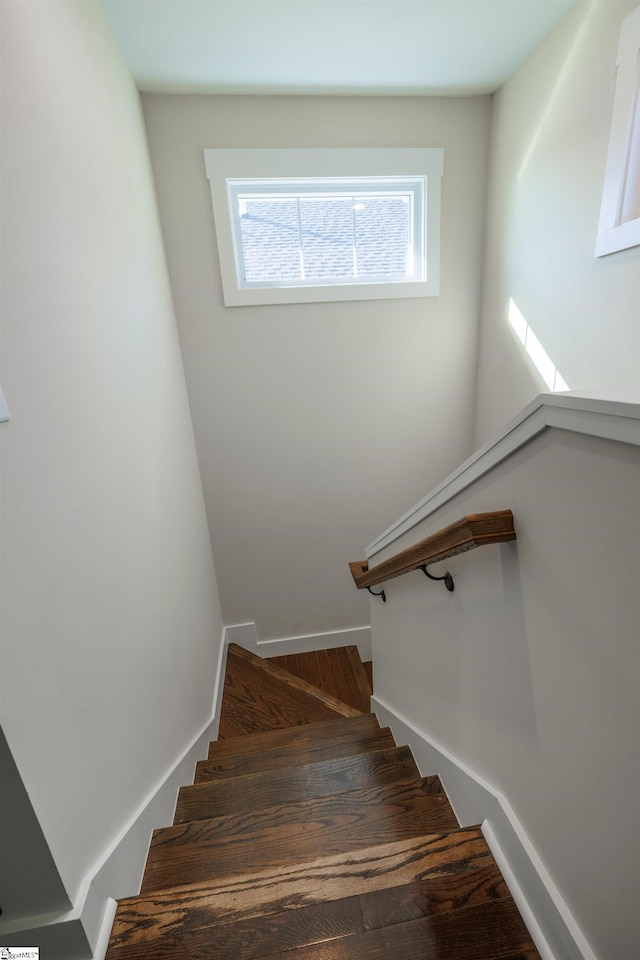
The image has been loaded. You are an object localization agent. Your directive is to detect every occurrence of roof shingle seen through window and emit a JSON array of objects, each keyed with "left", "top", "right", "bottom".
[{"left": 239, "top": 195, "right": 411, "bottom": 283}]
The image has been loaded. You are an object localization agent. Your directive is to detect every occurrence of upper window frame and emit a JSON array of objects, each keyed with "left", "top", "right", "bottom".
[
  {"left": 204, "top": 148, "right": 444, "bottom": 307},
  {"left": 596, "top": 4, "right": 640, "bottom": 257}
]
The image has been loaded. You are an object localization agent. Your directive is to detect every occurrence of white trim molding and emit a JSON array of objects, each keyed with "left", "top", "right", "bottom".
[
  {"left": 64, "top": 627, "right": 229, "bottom": 956},
  {"left": 366, "top": 390, "right": 640, "bottom": 558},
  {"left": 204, "top": 148, "right": 443, "bottom": 306},
  {"left": 92, "top": 899, "right": 118, "bottom": 960},
  {"left": 75, "top": 712, "right": 219, "bottom": 953},
  {"left": 372, "top": 696, "right": 598, "bottom": 960},
  {"left": 224, "top": 621, "right": 372, "bottom": 662},
  {"left": 596, "top": 4, "right": 640, "bottom": 257}
]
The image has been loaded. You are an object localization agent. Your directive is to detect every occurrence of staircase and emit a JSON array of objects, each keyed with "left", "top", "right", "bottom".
[{"left": 105, "top": 643, "right": 541, "bottom": 960}]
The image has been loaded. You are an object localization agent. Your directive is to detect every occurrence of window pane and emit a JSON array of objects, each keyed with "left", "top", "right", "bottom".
[
  {"left": 619, "top": 57, "right": 640, "bottom": 225},
  {"left": 355, "top": 196, "right": 411, "bottom": 277},
  {"left": 299, "top": 197, "right": 354, "bottom": 280},
  {"left": 239, "top": 198, "right": 301, "bottom": 282}
]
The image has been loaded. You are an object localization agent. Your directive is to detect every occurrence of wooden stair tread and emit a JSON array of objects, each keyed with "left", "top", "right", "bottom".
[
  {"left": 207, "top": 714, "right": 380, "bottom": 761},
  {"left": 174, "top": 745, "right": 420, "bottom": 822},
  {"left": 143, "top": 782, "right": 459, "bottom": 892},
  {"left": 175, "top": 768, "right": 444, "bottom": 826},
  {"left": 195, "top": 726, "right": 396, "bottom": 781},
  {"left": 176, "top": 776, "right": 445, "bottom": 830},
  {"left": 109, "top": 828, "right": 492, "bottom": 953},
  {"left": 269, "top": 646, "right": 372, "bottom": 714},
  {"left": 239, "top": 898, "right": 540, "bottom": 960},
  {"left": 218, "top": 644, "right": 362, "bottom": 739},
  {"left": 106, "top": 863, "right": 508, "bottom": 960}
]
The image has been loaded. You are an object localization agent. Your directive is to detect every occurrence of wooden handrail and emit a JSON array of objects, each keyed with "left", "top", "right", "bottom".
[{"left": 349, "top": 510, "right": 516, "bottom": 590}]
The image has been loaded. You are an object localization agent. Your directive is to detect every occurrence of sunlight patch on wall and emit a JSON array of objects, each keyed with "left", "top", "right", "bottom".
[
  {"left": 517, "top": 5, "right": 594, "bottom": 182},
  {"left": 508, "top": 298, "right": 570, "bottom": 392}
]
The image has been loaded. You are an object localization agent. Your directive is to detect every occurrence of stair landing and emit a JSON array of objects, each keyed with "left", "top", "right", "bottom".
[
  {"left": 269, "top": 645, "right": 372, "bottom": 713},
  {"left": 218, "top": 644, "right": 369, "bottom": 740}
]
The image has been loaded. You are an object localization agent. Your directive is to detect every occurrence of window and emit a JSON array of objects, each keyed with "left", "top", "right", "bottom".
[
  {"left": 596, "top": 4, "right": 640, "bottom": 256},
  {"left": 204, "top": 149, "right": 444, "bottom": 306},
  {"left": 229, "top": 178, "right": 423, "bottom": 288}
]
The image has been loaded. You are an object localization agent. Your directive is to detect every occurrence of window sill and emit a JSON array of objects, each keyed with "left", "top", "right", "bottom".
[{"left": 222, "top": 279, "right": 435, "bottom": 307}]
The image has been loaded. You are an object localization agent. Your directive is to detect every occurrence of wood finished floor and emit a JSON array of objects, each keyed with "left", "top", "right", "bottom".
[
  {"left": 218, "top": 644, "right": 362, "bottom": 739},
  {"left": 269, "top": 646, "right": 373, "bottom": 714},
  {"left": 105, "top": 645, "right": 541, "bottom": 960}
]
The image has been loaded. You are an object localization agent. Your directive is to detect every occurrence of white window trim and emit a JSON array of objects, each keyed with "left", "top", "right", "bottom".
[
  {"left": 204, "top": 148, "right": 444, "bottom": 306},
  {"left": 596, "top": 4, "right": 640, "bottom": 257}
]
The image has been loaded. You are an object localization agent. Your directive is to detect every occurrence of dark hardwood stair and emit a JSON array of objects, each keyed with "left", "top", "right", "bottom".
[
  {"left": 110, "top": 866, "right": 508, "bottom": 960},
  {"left": 107, "top": 829, "right": 506, "bottom": 959},
  {"left": 269, "top": 645, "right": 373, "bottom": 714},
  {"left": 105, "top": 643, "right": 541, "bottom": 960},
  {"left": 218, "top": 644, "right": 363, "bottom": 739},
  {"left": 194, "top": 723, "right": 396, "bottom": 780},
  {"left": 207, "top": 714, "right": 380, "bottom": 760},
  {"left": 173, "top": 745, "right": 422, "bottom": 822},
  {"left": 143, "top": 781, "right": 459, "bottom": 892},
  {"left": 239, "top": 898, "right": 540, "bottom": 960}
]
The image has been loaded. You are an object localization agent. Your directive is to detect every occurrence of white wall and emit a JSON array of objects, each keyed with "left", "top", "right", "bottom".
[
  {"left": 0, "top": 0, "right": 223, "bottom": 942},
  {"left": 141, "top": 93, "right": 492, "bottom": 641},
  {"left": 368, "top": 417, "right": 640, "bottom": 960},
  {"left": 474, "top": 0, "right": 640, "bottom": 445}
]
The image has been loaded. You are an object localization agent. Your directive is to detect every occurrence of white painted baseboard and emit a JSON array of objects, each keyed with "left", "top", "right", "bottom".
[
  {"left": 49, "top": 622, "right": 368, "bottom": 956},
  {"left": 67, "top": 627, "right": 229, "bottom": 956},
  {"left": 371, "top": 694, "right": 597, "bottom": 960},
  {"left": 91, "top": 899, "right": 117, "bottom": 960},
  {"left": 224, "top": 622, "right": 372, "bottom": 661},
  {"left": 76, "top": 713, "right": 219, "bottom": 953}
]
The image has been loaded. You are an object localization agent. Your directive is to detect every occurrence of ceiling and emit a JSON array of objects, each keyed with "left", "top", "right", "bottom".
[{"left": 101, "top": 0, "right": 577, "bottom": 97}]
